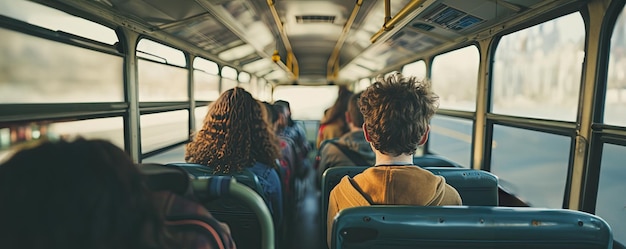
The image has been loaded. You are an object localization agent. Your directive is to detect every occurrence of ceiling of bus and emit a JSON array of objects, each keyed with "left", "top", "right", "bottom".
[{"left": 65, "top": 0, "right": 573, "bottom": 85}]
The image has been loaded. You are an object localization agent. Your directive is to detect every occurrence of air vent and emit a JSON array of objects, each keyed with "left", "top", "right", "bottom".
[{"left": 296, "top": 15, "right": 336, "bottom": 24}]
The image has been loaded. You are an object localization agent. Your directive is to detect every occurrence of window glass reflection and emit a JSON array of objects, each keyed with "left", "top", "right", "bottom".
[
  {"left": 493, "top": 12, "right": 584, "bottom": 121},
  {"left": 138, "top": 60, "right": 188, "bottom": 102},
  {"left": 0, "top": 117, "right": 124, "bottom": 163},
  {"left": 595, "top": 143, "right": 626, "bottom": 243},
  {"left": 0, "top": 28, "right": 123, "bottom": 103},
  {"left": 428, "top": 115, "right": 472, "bottom": 167},
  {"left": 432, "top": 46, "right": 479, "bottom": 111},
  {"left": 606, "top": 8, "right": 626, "bottom": 126},
  {"left": 140, "top": 110, "right": 189, "bottom": 153},
  {"left": 491, "top": 125, "right": 570, "bottom": 208},
  {"left": 402, "top": 60, "right": 427, "bottom": 81}
]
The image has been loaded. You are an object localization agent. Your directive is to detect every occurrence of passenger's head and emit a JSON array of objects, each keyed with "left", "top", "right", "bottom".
[
  {"left": 359, "top": 72, "right": 438, "bottom": 156},
  {"left": 274, "top": 100, "right": 291, "bottom": 117},
  {"left": 321, "top": 85, "right": 353, "bottom": 127},
  {"left": 273, "top": 103, "right": 289, "bottom": 132},
  {"left": 186, "top": 87, "right": 280, "bottom": 173},
  {"left": 345, "top": 91, "right": 364, "bottom": 129},
  {"left": 0, "top": 138, "right": 168, "bottom": 249},
  {"left": 262, "top": 101, "right": 278, "bottom": 126}
]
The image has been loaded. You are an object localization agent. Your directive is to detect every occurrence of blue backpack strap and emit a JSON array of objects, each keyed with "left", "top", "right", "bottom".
[{"left": 206, "top": 176, "right": 232, "bottom": 199}]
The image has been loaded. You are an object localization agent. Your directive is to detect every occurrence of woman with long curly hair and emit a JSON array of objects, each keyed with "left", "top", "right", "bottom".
[{"left": 186, "top": 87, "right": 283, "bottom": 223}]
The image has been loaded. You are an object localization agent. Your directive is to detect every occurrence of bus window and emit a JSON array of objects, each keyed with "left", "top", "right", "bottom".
[
  {"left": 0, "top": 28, "right": 123, "bottom": 103},
  {"left": 492, "top": 12, "right": 584, "bottom": 121},
  {"left": 194, "top": 106, "right": 210, "bottom": 133},
  {"left": 238, "top": 72, "right": 251, "bottom": 92},
  {"left": 193, "top": 57, "right": 220, "bottom": 101},
  {"left": 428, "top": 116, "right": 472, "bottom": 167},
  {"left": 606, "top": 7, "right": 626, "bottom": 126},
  {"left": 221, "top": 66, "right": 239, "bottom": 92},
  {"left": 491, "top": 125, "right": 570, "bottom": 208},
  {"left": 137, "top": 40, "right": 188, "bottom": 102},
  {"left": 401, "top": 60, "right": 427, "bottom": 81},
  {"left": 595, "top": 144, "right": 626, "bottom": 243},
  {"left": 431, "top": 46, "right": 479, "bottom": 111},
  {"left": 0, "top": 0, "right": 117, "bottom": 45},
  {"left": 257, "top": 78, "right": 272, "bottom": 102},
  {"left": 140, "top": 110, "right": 189, "bottom": 154},
  {"left": 0, "top": 118, "right": 125, "bottom": 163},
  {"left": 273, "top": 85, "right": 338, "bottom": 121}
]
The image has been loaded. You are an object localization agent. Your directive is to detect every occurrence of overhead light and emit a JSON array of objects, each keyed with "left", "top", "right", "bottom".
[{"left": 218, "top": 44, "right": 255, "bottom": 61}]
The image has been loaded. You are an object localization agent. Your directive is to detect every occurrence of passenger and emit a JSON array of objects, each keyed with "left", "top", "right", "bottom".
[
  {"left": 317, "top": 91, "right": 375, "bottom": 186},
  {"left": 273, "top": 102, "right": 310, "bottom": 179},
  {"left": 0, "top": 138, "right": 235, "bottom": 249},
  {"left": 262, "top": 101, "right": 294, "bottom": 198},
  {"left": 316, "top": 86, "right": 353, "bottom": 148},
  {"left": 326, "top": 72, "right": 462, "bottom": 246},
  {"left": 274, "top": 100, "right": 311, "bottom": 165},
  {"left": 186, "top": 87, "right": 283, "bottom": 225}
]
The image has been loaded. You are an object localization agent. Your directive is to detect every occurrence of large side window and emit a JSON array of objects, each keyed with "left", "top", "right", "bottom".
[
  {"left": 401, "top": 60, "right": 427, "bottom": 81},
  {"left": 429, "top": 46, "right": 478, "bottom": 166},
  {"left": 606, "top": 8, "right": 626, "bottom": 126},
  {"left": 0, "top": 0, "right": 124, "bottom": 158},
  {"left": 595, "top": 6, "right": 626, "bottom": 245},
  {"left": 491, "top": 125, "right": 570, "bottom": 208},
  {"left": 428, "top": 116, "right": 472, "bottom": 167},
  {"left": 136, "top": 40, "right": 189, "bottom": 155},
  {"left": 137, "top": 39, "right": 187, "bottom": 102},
  {"left": 221, "top": 66, "right": 239, "bottom": 92},
  {"left": 193, "top": 57, "right": 220, "bottom": 101},
  {"left": 432, "top": 46, "right": 479, "bottom": 111},
  {"left": 492, "top": 13, "right": 584, "bottom": 121},
  {"left": 488, "top": 12, "right": 585, "bottom": 209}
]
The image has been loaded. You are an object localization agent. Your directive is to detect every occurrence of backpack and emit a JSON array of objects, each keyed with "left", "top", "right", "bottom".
[{"left": 314, "top": 139, "right": 370, "bottom": 169}]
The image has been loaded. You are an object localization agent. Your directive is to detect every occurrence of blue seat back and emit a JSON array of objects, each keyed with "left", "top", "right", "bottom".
[
  {"left": 320, "top": 165, "right": 499, "bottom": 246},
  {"left": 413, "top": 154, "right": 462, "bottom": 167},
  {"left": 332, "top": 205, "right": 613, "bottom": 249}
]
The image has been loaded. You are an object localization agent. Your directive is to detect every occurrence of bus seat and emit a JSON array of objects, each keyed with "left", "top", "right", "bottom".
[
  {"left": 413, "top": 154, "right": 463, "bottom": 167},
  {"left": 193, "top": 176, "right": 274, "bottom": 249},
  {"left": 331, "top": 205, "right": 613, "bottom": 249},
  {"left": 138, "top": 163, "right": 190, "bottom": 196},
  {"left": 167, "top": 163, "right": 271, "bottom": 249},
  {"left": 423, "top": 167, "right": 499, "bottom": 206},
  {"left": 138, "top": 163, "right": 238, "bottom": 249},
  {"left": 320, "top": 166, "right": 499, "bottom": 245},
  {"left": 167, "top": 163, "right": 264, "bottom": 194}
]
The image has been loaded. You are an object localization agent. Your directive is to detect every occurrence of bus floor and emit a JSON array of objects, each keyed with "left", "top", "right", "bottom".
[{"left": 285, "top": 172, "right": 324, "bottom": 249}]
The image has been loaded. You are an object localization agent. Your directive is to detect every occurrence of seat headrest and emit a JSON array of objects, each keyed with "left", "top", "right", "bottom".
[{"left": 138, "top": 163, "right": 190, "bottom": 196}]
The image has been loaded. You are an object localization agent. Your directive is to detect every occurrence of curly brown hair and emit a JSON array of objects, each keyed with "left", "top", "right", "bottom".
[
  {"left": 359, "top": 72, "right": 439, "bottom": 156},
  {"left": 185, "top": 87, "right": 281, "bottom": 173}
]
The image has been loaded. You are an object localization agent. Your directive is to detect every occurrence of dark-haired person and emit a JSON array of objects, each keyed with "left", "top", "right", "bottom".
[
  {"left": 316, "top": 86, "right": 353, "bottom": 148},
  {"left": 274, "top": 100, "right": 312, "bottom": 178},
  {"left": 0, "top": 138, "right": 235, "bottom": 249},
  {"left": 317, "top": 92, "right": 375, "bottom": 187},
  {"left": 326, "top": 72, "right": 462, "bottom": 246},
  {"left": 186, "top": 87, "right": 283, "bottom": 225}
]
